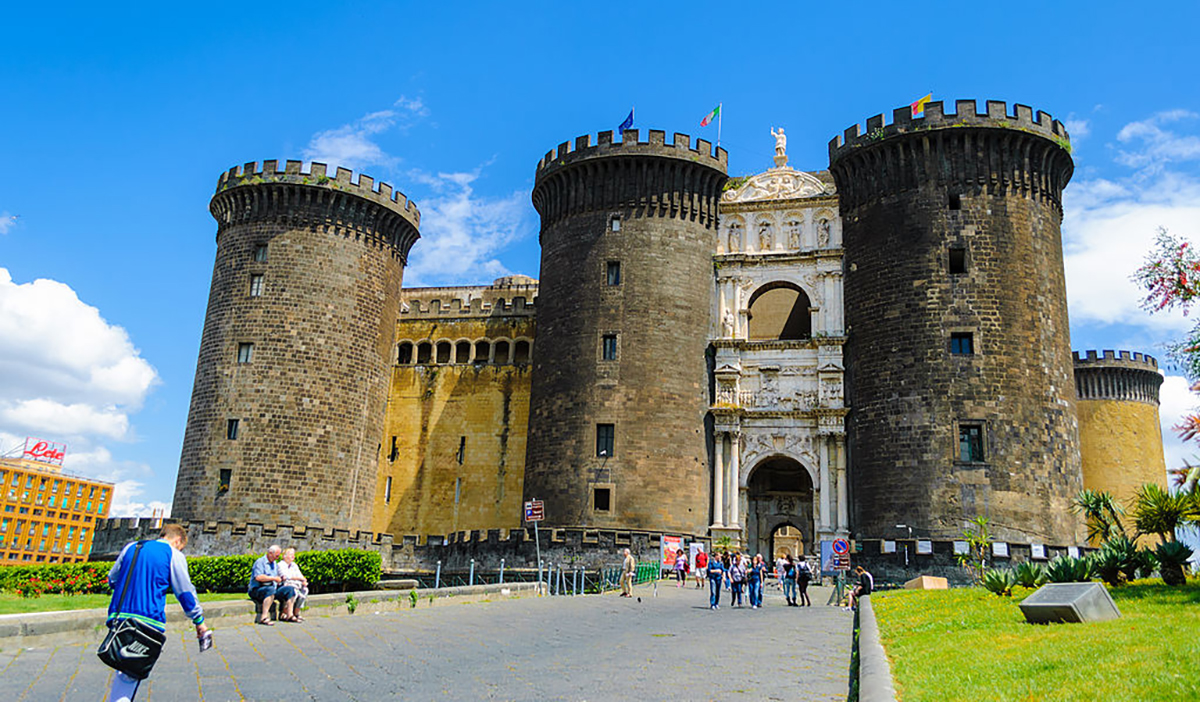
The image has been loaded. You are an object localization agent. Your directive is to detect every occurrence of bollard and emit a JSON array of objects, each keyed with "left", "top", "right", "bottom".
[
  {"left": 435, "top": 561, "right": 441, "bottom": 590},
  {"left": 538, "top": 560, "right": 544, "bottom": 596},
  {"left": 558, "top": 566, "right": 565, "bottom": 596},
  {"left": 574, "top": 567, "right": 580, "bottom": 596},
  {"left": 499, "top": 558, "right": 505, "bottom": 585},
  {"left": 469, "top": 559, "right": 476, "bottom": 586},
  {"left": 550, "top": 564, "right": 556, "bottom": 596}
]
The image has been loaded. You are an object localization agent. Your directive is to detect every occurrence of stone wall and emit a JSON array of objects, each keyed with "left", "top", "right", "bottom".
[
  {"left": 524, "top": 129, "right": 727, "bottom": 535},
  {"left": 374, "top": 281, "right": 536, "bottom": 536},
  {"left": 830, "top": 100, "right": 1084, "bottom": 545},
  {"left": 91, "top": 517, "right": 704, "bottom": 572},
  {"left": 172, "top": 161, "right": 419, "bottom": 531}
]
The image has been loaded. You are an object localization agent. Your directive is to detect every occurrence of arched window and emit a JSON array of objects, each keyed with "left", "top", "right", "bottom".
[
  {"left": 747, "top": 283, "right": 812, "bottom": 340},
  {"left": 494, "top": 340, "right": 511, "bottom": 364},
  {"left": 397, "top": 341, "right": 414, "bottom": 365},
  {"left": 436, "top": 341, "right": 452, "bottom": 364},
  {"left": 455, "top": 341, "right": 471, "bottom": 364},
  {"left": 416, "top": 342, "right": 432, "bottom": 364},
  {"left": 474, "top": 340, "right": 491, "bottom": 364},
  {"left": 514, "top": 340, "right": 531, "bottom": 364}
]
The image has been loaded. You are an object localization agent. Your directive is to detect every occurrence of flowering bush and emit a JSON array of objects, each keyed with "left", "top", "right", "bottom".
[{"left": 0, "top": 563, "right": 112, "bottom": 596}]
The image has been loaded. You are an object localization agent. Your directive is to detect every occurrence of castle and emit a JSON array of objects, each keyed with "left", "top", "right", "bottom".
[{"left": 146, "top": 99, "right": 1169, "bottom": 574}]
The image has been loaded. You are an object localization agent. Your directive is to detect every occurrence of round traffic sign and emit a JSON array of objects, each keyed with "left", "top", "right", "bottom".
[{"left": 832, "top": 538, "right": 850, "bottom": 555}]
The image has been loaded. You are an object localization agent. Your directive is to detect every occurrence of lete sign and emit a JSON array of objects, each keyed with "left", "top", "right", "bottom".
[{"left": 23, "top": 438, "right": 66, "bottom": 466}]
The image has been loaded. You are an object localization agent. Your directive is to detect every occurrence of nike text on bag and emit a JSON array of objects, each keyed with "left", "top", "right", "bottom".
[{"left": 96, "top": 541, "right": 167, "bottom": 680}]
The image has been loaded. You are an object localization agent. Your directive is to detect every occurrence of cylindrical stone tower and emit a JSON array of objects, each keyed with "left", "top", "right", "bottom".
[
  {"left": 1074, "top": 350, "right": 1168, "bottom": 514},
  {"left": 172, "top": 160, "right": 420, "bottom": 531},
  {"left": 524, "top": 129, "right": 727, "bottom": 534},
  {"left": 829, "top": 100, "right": 1083, "bottom": 544}
]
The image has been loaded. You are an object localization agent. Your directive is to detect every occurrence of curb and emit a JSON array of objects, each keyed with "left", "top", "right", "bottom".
[
  {"left": 857, "top": 596, "right": 898, "bottom": 702},
  {"left": 0, "top": 581, "right": 543, "bottom": 651}
]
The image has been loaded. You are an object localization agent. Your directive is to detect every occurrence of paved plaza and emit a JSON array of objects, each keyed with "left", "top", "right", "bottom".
[{"left": 2, "top": 583, "right": 852, "bottom": 701}]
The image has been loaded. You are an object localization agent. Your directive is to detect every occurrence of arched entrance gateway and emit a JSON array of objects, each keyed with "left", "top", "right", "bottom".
[{"left": 746, "top": 456, "right": 815, "bottom": 559}]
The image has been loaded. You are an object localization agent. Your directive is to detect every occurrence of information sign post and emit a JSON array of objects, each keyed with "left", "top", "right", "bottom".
[{"left": 524, "top": 500, "right": 544, "bottom": 594}]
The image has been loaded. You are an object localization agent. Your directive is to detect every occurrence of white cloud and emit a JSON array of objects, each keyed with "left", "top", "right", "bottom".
[
  {"left": 1064, "top": 118, "right": 1090, "bottom": 141},
  {"left": 401, "top": 168, "right": 532, "bottom": 286},
  {"left": 1063, "top": 173, "right": 1200, "bottom": 331},
  {"left": 107, "top": 479, "right": 171, "bottom": 519},
  {"left": 0, "top": 399, "right": 129, "bottom": 439},
  {"left": 1159, "top": 374, "right": 1198, "bottom": 474},
  {"left": 302, "top": 96, "right": 430, "bottom": 174},
  {"left": 1115, "top": 110, "right": 1200, "bottom": 173},
  {"left": 0, "top": 213, "right": 16, "bottom": 234}
]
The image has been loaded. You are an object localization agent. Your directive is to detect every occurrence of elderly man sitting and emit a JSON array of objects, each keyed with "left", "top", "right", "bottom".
[{"left": 248, "top": 545, "right": 298, "bottom": 624}]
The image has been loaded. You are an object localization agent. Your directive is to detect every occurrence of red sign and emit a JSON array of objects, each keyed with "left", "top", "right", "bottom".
[
  {"left": 22, "top": 438, "right": 66, "bottom": 466},
  {"left": 524, "top": 500, "right": 544, "bottom": 522}
]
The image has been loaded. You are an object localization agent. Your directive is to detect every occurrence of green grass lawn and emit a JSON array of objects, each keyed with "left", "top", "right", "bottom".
[
  {"left": 0, "top": 592, "right": 248, "bottom": 616},
  {"left": 872, "top": 581, "right": 1200, "bottom": 702}
]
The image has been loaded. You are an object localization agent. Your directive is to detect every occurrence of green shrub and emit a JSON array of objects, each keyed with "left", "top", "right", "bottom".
[
  {"left": 296, "top": 549, "right": 381, "bottom": 593},
  {"left": 1013, "top": 562, "right": 1046, "bottom": 589},
  {"left": 1045, "top": 555, "right": 1095, "bottom": 583},
  {"left": 186, "top": 554, "right": 256, "bottom": 593},
  {"left": 1155, "top": 541, "right": 1193, "bottom": 587},
  {"left": 0, "top": 562, "right": 112, "bottom": 595},
  {"left": 981, "top": 568, "right": 1016, "bottom": 596}
]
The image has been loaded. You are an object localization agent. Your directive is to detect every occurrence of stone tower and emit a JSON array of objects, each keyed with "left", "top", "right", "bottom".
[
  {"left": 524, "top": 130, "right": 727, "bottom": 534},
  {"left": 829, "top": 100, "right": 1083, "bottom": 544},
  {"left": 172, "top": 160, "right": 420, "bottom": 531},
  {"left": 1074, "top": 350, "right": 1168, "bottom": 515}
]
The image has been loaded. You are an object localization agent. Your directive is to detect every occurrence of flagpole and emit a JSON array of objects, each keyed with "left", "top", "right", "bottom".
[{"left": 717, "top": 102, "right": 723, "bottom": 149}]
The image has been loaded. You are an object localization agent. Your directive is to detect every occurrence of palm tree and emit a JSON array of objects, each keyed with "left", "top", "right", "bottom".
[
  {"left": 1132, "top": 483, "right": 1190, "bottom": 543},
  {"left": 1072, "top": 489, "right": 1126, "bottom": 545}
]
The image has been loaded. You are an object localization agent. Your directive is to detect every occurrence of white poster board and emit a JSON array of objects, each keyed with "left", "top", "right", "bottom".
[
  {"left": 1031, "top": 543, "right": 1046, "bottom": 560},
  {"left": 1068, "top": 546, "right": 1080, "bottom": 558},
  {"left": 993, "top": 542, "right": 1009, "bottom": 558},
  {"left": 953, "top": 540, "right": 969, "bottom": 555},
  {"left": 916, "top": 540, "right": 933, "bottom": 555},
  {"left": 882, "top": 540, "right": 896, "bottom": 554}
]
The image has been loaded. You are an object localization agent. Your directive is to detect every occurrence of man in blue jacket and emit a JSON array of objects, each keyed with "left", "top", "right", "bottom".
[{"left": 105, "top": 523, "right": 207, "bottom": 702}]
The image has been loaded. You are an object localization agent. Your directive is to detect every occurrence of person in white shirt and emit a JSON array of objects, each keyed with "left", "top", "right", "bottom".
[{"left": 277, "top": 547, "right": 309, "bottom": 622}]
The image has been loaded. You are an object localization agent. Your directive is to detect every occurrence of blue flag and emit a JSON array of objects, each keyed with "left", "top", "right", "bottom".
[{"left": 618, "top": 108, "right": 634, "bottom": 132}]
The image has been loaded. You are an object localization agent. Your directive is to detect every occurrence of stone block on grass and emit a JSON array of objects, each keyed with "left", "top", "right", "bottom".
[
  {"left": 903, "top": 575, "right": 949, "bottom": 590},
  {"left": 1019, "top": 582, "right": 1120, "bottom": 624}
]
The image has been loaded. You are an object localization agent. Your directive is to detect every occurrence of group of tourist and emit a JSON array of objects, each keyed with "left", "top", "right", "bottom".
[
  {"left": 248, "top": 544, "right": 310, "bottom": 624},
  {"left": 698, "top": 551, "right": 814, "bottom": 610}
]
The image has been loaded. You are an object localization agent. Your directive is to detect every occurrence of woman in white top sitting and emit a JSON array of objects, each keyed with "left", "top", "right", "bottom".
[{"left": 278, "top": 548, "right": 309, "bottom": 622}]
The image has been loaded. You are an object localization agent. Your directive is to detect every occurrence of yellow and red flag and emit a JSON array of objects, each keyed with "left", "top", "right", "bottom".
[{"left": 911, "top": 93, "right": 932, "bottom": 118}]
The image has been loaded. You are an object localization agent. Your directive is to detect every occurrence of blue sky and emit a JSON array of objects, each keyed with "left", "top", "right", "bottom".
[{"left": 2, "top": 2, "right": 1199, "bottom": 517}]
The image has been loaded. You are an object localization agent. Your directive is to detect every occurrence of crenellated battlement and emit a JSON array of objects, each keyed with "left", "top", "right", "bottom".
[
  {"left": 535, "top": 129, "right": 727, "bottom": 179},
  {"left": 1073, "top": 350, "right": 1163, "bottom": 405},
  {"left": 215, "top": 159, "right": 420, "bottom": 228},
  {"left": 828, "top": 99, "right": 1071, "bottom": 161},
  {"left": 400, "top": 294, "right": 537, "bottom": 318},
  {"left": 1072, "top": 349, "right": 1159, "bottom": 370}
]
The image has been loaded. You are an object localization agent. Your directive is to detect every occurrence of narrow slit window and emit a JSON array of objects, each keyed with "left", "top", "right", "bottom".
[
  {"left": 457, "top": 437, "right": 466, "bottom": 465},
  {"left": 949, "top": 247, "right": 967, "bottom": 274},
  {"left": 389, "top": 436, "right": 399, "bottom": 462},
  {"left": 384, "top": 476, "right": 392, "bottom": 503},
  {"left": 249, "top": 274, "right": 264, "bottom": 297},
  {"left": 596, "top": 424, "right": 615, "bottom": 458},
  {"left": 610, "top": 216, "right": 621, "bottom": 232},
  {"left": 948, "top": 193, "right": 962, "bottom": 210},
  {"left": 218, "top": 469, "right": 232, "bottom": 494},
  {"left": 959, "top": 424, "right": 985, "bottom": 462},
  {"left": 236, "top": 342, "right": 254, "bottom": 364},
  {"left": 226, "top": 419, "right": 240, "bottom": 440},
  {"left": 606, "top": 261, "right": 622, "bottom": 286},
  {"left": 602, "top": 334, "right": 618, "bottom": 361}
]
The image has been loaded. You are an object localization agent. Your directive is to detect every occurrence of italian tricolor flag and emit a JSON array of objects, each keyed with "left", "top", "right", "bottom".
[{"left": 700, "top": 104, "right": 721, "bottom": 127}]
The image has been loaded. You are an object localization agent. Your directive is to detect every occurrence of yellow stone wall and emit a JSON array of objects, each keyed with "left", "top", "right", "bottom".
[
  {"left": 1077, "top": 398, "right": 1167, "bottom": 511},
  {"left": 370, "top": 286, "right": 535, "bottom": 537}
]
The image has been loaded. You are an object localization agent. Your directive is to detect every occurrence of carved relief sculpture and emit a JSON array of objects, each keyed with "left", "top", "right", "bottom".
[
  {"left": 758, "top": 222, "right": 774, "bottom": 252},
  {"left": 786, "top": 219, "right": 801, "bottom": 250},
  {"left": 818, "top": 218, "right": 831, "bottom": 247}
]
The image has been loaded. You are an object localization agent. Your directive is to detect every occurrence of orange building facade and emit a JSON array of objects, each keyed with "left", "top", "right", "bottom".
[{"left": 0, "top": 447, "right": 113, "bottom": 565}]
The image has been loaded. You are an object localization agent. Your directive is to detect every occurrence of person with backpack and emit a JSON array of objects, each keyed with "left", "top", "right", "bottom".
[
  {"left": 728, "top": 553, "right": 747, "bottom": 607},
  {"left": 706, "top": 550, "right": 726, "bottom": 610},
  {"left": 795, "top": 557, "right": 813, "bottom": 606},
  {"left": 100, "top": 523, "right": 208, "bottom": 702},
  {"left": 782, "top": 555, "right": 798, "bottom": 606}
]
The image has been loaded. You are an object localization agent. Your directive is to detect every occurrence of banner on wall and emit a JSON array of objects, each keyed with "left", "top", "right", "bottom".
[{"left": 661, "top": 535, "right": 684, "bottom": 569}]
